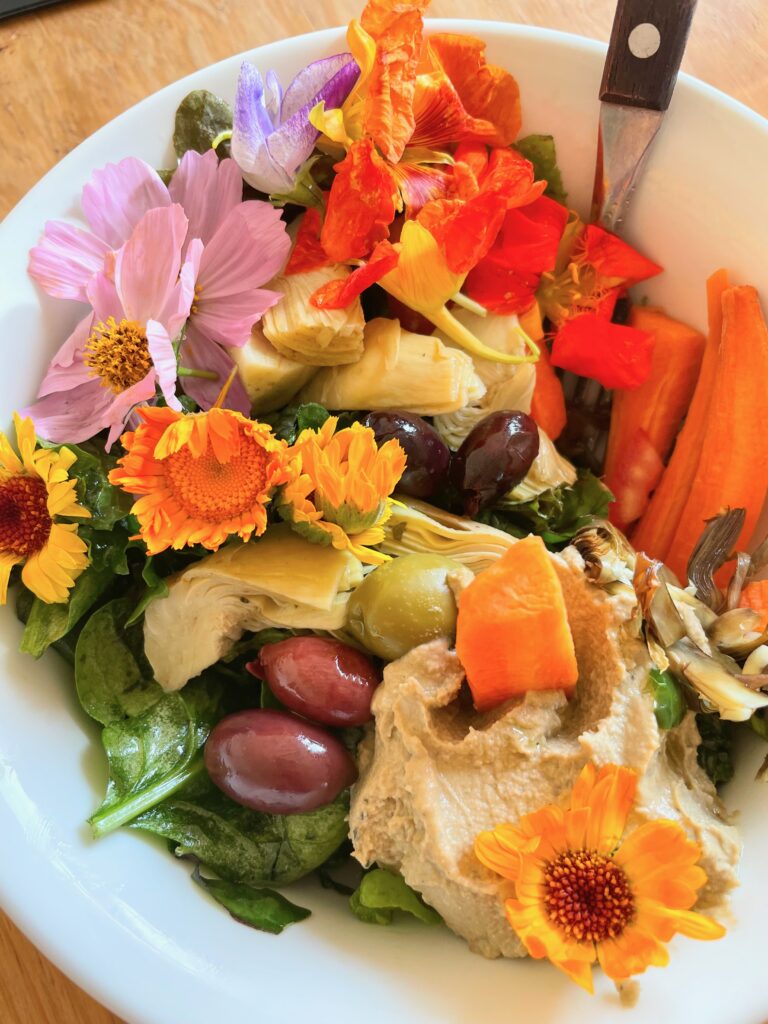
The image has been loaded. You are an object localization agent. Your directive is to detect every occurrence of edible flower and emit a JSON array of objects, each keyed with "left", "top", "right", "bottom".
[
  {"left": 0, "top": 414, "right": 90, "bottom": 604},
  {"left": 108, "top": 399, "right": 291, "bottom": 554},
  {"left": 231, "top": 55, "right": 360, "bottom": 198},
  {"left": 24, "top": 206, "right": 195, "bottom": 449},
  {"left": 474, "top": 762, "right": 725, "bottom": 993},
  {"left": 278, "top": 417, "right": 405, "bottom": 564}
]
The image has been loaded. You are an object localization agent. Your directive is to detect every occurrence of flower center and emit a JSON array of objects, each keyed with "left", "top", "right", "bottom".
[
  {"left": 84, "top": 317, "right": 152, "bottom": 394},
  {"left": 543, "top": 849, "right": 634, "bottom": 943},
  {"left": 164, "top": 433, "right": 271, "bottom": 522},
  {"left": 190, "top": 285, "right": 203, "bottom": 315},
  {"left": 0, "top": 475, "right": 52, "bottom": 557}
]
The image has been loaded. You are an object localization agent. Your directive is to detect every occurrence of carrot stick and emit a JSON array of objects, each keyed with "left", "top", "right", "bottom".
[
  {"left": 663, "top": 285, "right": 768, "bottom": 582},
  {"left": 530, "top": 345, "right": 567, "bottom": 440},
  {"left": 631, "top": 269, "right": 729, "bottom": 560},
  {"left": 604, "top": 306, "right": 705, "bottom": 479}
]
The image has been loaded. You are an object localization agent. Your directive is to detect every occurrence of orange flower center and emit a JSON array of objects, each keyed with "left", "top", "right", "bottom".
[
  {"left": 0, "top": 475, "right": 51, "bottom": 556},
  {"left": 84, "top": 317, "right": 152, "bottom": 393},
  {"left": 164, "top": 434, "right": 271, "bottom": 522},
  {"left": 543, "top": 849, "right": 634, "bottom": 943}
]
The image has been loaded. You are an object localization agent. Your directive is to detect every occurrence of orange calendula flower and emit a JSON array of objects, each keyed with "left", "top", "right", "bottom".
[
  {"left": 278, "top": 418, "right": 405, "bottom": 565},
  {"left": 474, "top": 763, "right": 725, "bottom": 994},
  {"left": 109, "top": 405, "right": 290, "bottom": 554},
  {"left": 0, "top": 414, "right": 90, "bottom": 604}
]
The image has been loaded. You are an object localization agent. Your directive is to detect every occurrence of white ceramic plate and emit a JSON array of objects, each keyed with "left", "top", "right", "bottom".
[{"left": 1, "top": 21, "right": 767, "bottom": 1024}]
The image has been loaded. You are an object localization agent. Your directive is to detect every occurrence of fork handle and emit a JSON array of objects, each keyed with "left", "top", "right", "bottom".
[{"left": 600, "top": 0, "right": 698, "bottom": 111}]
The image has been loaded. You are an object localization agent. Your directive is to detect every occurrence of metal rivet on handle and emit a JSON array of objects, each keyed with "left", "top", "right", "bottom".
[{"left": 628, "top": 22, "right": 662, "bottom": 58}]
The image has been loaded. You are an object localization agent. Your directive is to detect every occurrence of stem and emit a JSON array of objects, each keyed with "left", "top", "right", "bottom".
[
  {"left": 428, "top": 305, "right": 540, "bottom": 365},
  {"left": 211, "top": 129, "right": 233, "bottom": 151},
  {"left": 177, "top": 367, "right": 220, "bottom": 380},
  {"left": 450, "top": 291, "right": 488, "bottom": 317},
  {"left": 89, "top": 755, "right": 205, "bottom": 838}
]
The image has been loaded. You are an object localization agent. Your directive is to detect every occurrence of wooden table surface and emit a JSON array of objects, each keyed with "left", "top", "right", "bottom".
[{"left": 0, "top": 0, "right": 766, "bottom": 1021}]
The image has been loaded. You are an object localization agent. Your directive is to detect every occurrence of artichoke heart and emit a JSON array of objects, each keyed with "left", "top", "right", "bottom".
[
  {"left": 262, "top": 266, "right": 365, "bottom": 366},
  {"left": 232, "top": 324, "right": 318, "bottom": 413},
  {"left": 144, "top": 525, "right": 363, "bottom": 692},
  {"left": 299, "top": 318, "right": 485, "bottom": 416}
]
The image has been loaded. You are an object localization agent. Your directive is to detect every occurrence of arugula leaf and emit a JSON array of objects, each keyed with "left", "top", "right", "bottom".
[
  {"left": 479, "top": 471, "right": 611, "bottom": 549},
  {"left": 19, "top": 564, "right": 116, "bottom": 659},
  {"left": 192, "top": 865, "right": 310, "bottom": 933},
  {"left": 514, "top": 134, "right": 568, "bottom": 205},
  {"left": 696, "top": 713, "right": 734, "bottom": 787},
  {"left": 133, "top": 781, "right": 349, "bottom": 886},
  {"left": 125, "top": 556, "right": 169, "bottom": 627},
  {"left": 349, "top": 868, "right": 442, "bottom": 926},
  {"left": 173, "top": 90, "right": 233, "bottom": 159}
]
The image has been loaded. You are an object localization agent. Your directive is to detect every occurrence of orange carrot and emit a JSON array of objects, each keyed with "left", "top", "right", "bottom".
[
  {"left": 604, "top": 306, "right": 705, "bottom": 480},
  {"left": 455, "top": 536, "right": 578, "bottom": 711},
  {"left": 662, "top": 285, "right": 768, "bottom": 582},
  {"left": 739, "top": 580, "right": 768, "bottom": 632},
  {"left": 530, "top": 345, "right": 567, "bottom": 440},
  {"left": 631, "top": 269, "right": 729, "bottom": 560}
]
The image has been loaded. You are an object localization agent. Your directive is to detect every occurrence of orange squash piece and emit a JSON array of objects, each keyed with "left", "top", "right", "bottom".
[
  {"left": 739, "top": 580, "right": 768, "bottom": 632},
  {"left": 456, "top": 535, "right": 578, "bottom": 711}
]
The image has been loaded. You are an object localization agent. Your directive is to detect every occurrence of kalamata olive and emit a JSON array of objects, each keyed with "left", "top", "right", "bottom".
[
  {"left": 346, "top": 553, "right": 465, "bottom": 660},
  {"left": 248, "top": 636, "right": 380, "bottom": 726},
  {"left": 362, "top": 410, "right": 451, "bottom": 499},
  {"left": 451, "top": 410, "right": 539, "bottom": 516},
  {"left": 204, "top": 709, "right": 357, "bottom": 815}
]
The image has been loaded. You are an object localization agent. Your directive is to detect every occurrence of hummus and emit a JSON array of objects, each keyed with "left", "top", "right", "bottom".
[{"left": 349, "top": 546, "right": 740, "bottom": 959}]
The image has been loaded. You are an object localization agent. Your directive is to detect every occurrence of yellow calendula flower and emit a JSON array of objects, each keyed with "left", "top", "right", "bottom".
[
  {"left": 474, "top": 763, "right": 725, "bottom": 994},
  {"left": 279, "top": 417, "right": 406, "bottom": 565},
  {"left": 0, "top": 413, "right": 90, "bottom": 604},
  {"left": 109, "top": 405, "right": 291, "bottom": 555}
]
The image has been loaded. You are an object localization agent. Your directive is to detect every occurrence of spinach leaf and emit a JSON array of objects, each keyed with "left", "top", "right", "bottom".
[
  {"left": 19, "top": 564, "right": 116, "bottom": 659},
  {"left": 192, "top": 865, "right": 310, "bottom": 934},
  {"left": 264, "top": 403, "right": 331, "bottom": 444},
  {"left": 133, "top": 781, "right": 349, "bottom": 886},
  {"left": 514, "top": 134, "right": 568, "bottom": 205},
  {"left": 174, "top": 90, "right": 233, "bottom": 159},
  {"left": 126, "top": 556, "right": 169, "bottom": 626},
  {"left": 479, "top": 471, "right": 611, "bottom": 549},
  {"left": 53, "top": 440, "right": 133, "bottom": 530},
  {"left": 349, "top": 868, "right": 441, "bottom": 926},
  {"left": 696, "top": 713, "right": 734, "bottom": 787}
]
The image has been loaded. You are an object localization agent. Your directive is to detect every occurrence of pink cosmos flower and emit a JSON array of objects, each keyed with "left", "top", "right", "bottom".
[{"left": 23, "top": 205, "right": 195, "bottom": 449}]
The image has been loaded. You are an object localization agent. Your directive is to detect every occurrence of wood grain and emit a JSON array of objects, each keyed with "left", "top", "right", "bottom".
[{"left": 0, "top": 1, "right": 765, "bottom": 1021}]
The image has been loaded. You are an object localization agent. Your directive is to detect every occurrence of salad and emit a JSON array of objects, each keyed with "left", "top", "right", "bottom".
[{"left": 4, "top": 0, "right": 768, "bottom": 1002}]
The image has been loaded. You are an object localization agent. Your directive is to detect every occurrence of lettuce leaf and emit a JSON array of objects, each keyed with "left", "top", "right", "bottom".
[{"left": 349, "top": 868, "right": 442, "bottom": 926}]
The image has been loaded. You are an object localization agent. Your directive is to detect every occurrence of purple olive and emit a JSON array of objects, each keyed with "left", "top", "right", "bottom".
[
  {"left": 451, "top": 410, "right": 539, "bottom": 516},
  {"left": 249, "top": 636, "right": 380, "bottom": 726},
  {"left": 363, "top": 410, "right": 451, "bottom": 499},
  {"left": 204, "top": 709, "right": 357, "bottom": 815}
]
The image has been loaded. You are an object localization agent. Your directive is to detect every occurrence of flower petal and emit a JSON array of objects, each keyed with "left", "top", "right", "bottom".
[
  {"left": 178, "top": 326, "right": 251, "bottom": 414},
  {"left": 21, "top": 379, "right": 114, "bottom": 444},
  {"left": 285, "top": 207, "right": 331, "bottom": 275},
  {"left": 169, "top": 150, "right": 243, "bottom": 247},
  {"left": 115, "top": 204, "right": 189, "bottom": 326},
  {"left": 582, "top": 224, "right": 662, "bottom": 287},
  {"left": 310, "top": 240, "right": 398, "bottom": 310},
  {"left": 81, "top": 157, "right": 170, "bottom": 249},
  {"left": 104, "top": 371, "right": 159, "bottom": 451},
  {"left": 390, "top": 160, "right": 451, "bottom": 212},
  {"left": 37, "top": 314, "right": 95, "bottom": 397},
  {"left": 281, "top": 53, "right": 359, "bottom": 121},
  {"left": 232, "top": 62, "right": 293, "bottom": 195},
  {"left": 551, "top": 314, "right": 655, "bottom": 390},
  {"left": 146, "top": 320, "right": 181, "bottom": 410},
  {"left": 86, "top": 271, "right": 124, "bottom": 325},
  {"left": 28, "top": 221, "right": 110, "bottom": 301}
]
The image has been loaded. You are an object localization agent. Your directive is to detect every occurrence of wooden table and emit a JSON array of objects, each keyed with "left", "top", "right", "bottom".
[{"left": 0, "top": 0, "right": 765, "bottom": 1020}]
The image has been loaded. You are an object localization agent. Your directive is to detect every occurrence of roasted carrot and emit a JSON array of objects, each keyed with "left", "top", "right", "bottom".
[
  {"left": 605, "top": 306, "right": 705, "bottom": 479},
  {"left": 631, "top": 269, "right": 729, "bottom": 560},
  {"left": 739, "top": 580, "right": 768, "bottom": 632},
  {"left": 663, "top": 286, "right": 768, "bottom": 583},
  {"left": 530, "top": 344, "right": 567, "bottom": 440},
  {"left": 455, "top": 536, "right": 578, "bottom": 711}
]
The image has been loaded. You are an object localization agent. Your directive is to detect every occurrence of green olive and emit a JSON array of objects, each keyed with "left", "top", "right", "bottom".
[
  {"left": 647, "top": 668, "right": 686, "bottom": 730},
  {"left": 346, "top": 554, "right": 465, "bottom": 661}
]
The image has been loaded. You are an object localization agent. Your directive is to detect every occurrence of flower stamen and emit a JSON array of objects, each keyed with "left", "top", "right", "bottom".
[
  {"left": 543, "top": 849, "right": 634, "bottom": 943},
  {"left": 0, "top": 475, "right": 51, "bottom": 556},
  {"left": 84, "top": 316, "right": 152, "bottom": 393}
]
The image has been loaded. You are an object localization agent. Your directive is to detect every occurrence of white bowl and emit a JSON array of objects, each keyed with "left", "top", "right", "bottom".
[{"left": 1, "top": 21, "right": 767, "bottom": 1024}]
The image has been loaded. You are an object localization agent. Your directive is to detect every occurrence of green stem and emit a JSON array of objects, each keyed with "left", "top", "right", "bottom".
[
  {"left": 88, "top": 755, "right": 205, "bottom": 838},
  {"left": 450, "top": 291, "right": 488, "bottom": 317},
  {"left": 427, "top": 305, "right": 540, "bottom": 365},
  {"left": 178, "top": 367, "right": 220, "bottom": 380}
]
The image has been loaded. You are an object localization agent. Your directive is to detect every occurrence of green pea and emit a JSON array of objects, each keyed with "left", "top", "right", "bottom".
[{"left": 647, "top": 668, "right": 686, "bottom": 730}]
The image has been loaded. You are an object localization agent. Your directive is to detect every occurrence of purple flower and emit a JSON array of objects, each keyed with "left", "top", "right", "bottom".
[{"left": 231, "top": 53, "right": 359, "bottom": 195}]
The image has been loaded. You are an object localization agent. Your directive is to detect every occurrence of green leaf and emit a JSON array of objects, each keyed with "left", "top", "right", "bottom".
[
  {"left": 43, "top": 440, "right": 133, "bottom": 530},
  {"left": 647, "top": 668, "right": 686, "bottom": 730},
  {"left": 349, "top": 868, "right": 442, "bottom": 926},
  {"left": 264, "top": 403, "right": 331, "bottom": 444},
  {"left": 696, "top": 713, "right": 734, "bottom": 787},
  {"left": 480, "top": 471, "right": 611, "bottom": 549},
  {"left": 125, "top": 556, "right": 169, "bottom": 627},
  {"left": 19, "top": 564, "right": 115, "bottom": 659},
  {"left": 514, "top": 134, "right": 568, "bottom": 205},
  {"left": 192, "top": 865, "right": 310, "bottom": 933},
  {"left": 296, "top": 402, "right": 331, "bottom": 432},
  {"left": 133, "top": 781, "right": 349, "bottom": 886},
  {"left": 173, "top": 90, "right": 233, "bottom": 159}
]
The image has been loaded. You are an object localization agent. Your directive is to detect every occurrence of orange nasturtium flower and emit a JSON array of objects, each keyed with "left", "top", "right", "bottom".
[
  {"left": 474, "top": 763, "right": 725, "bottom": 993},
  {"left": 109, "top": 405, "right": 290, "bottom": 554},
  {"left": 278, "top": 418, "right": 405, "bottom": 565},
  {"left": 0, "top": 414, "right": 90, "bottom": 604}
]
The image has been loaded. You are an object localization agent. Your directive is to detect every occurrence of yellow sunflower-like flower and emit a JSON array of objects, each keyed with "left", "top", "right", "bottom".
[
  {"left": 474, "top": 763, "right": 725, "bottom": 994},
  {"left": 0, "top": 413, "right": 90, "bottom": 604},
  {"left": 278, "top": 417, "right": 406, "bottom": 565},
  {"left": 109, "top": 406, "right": 291, "bottom": 555}
]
